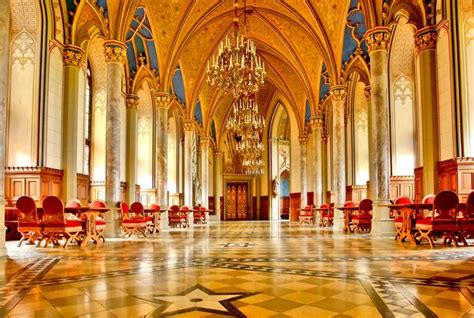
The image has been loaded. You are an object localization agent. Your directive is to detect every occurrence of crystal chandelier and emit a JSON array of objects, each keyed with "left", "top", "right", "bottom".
[
  {"left": 226, "top": 97, "right": 264, "bottom": 140},
  {"left": 206, "top": 0, "right": 266, "bottom": 97}
]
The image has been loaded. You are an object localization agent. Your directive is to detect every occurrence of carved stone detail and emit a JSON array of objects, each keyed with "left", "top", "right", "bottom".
[
  {"left": 183, "top": 119, "right": 194, "bottom": 131},
  {"left": 213, "top": 151, "right": 223, "bottom": 158},
  {"left": 126, "top": 94, "right": 139, "bottom": 110},
  {"left": 366, "top": 28, "right": 391, "bottom": 52},
  {"left": 200, "top": 137, "right": 212, "bottom": 148},
  {"left": 330, "top": 86, "right": 347, "bottom": 102},
  {"left": 155, "top": 93, "right": 172, "bottom": 109},
  {"left": 104, "top": 41, "right": 127, "bottom": 64},
  {"left": 415, "top": 27, "right": 438, "bottom": 53},
  {"left": 63, "top": 45, "right": 84, "bottom": 67},
  {"left": 310, "top": 117, "right": 323, "bottom": 129},
  {"left": 364, "top": 85, "right": 371, "bottom": 102},
  {"left": 299, "top": 136, "right": 308, "bottom": 145}
]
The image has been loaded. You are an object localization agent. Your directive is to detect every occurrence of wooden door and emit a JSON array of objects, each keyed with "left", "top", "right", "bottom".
[{"left": 226, "top": 183, "right": 248, "bottom": 220}]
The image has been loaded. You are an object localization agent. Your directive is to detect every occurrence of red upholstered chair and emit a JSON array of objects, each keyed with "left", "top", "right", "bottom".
[
  {"left": 16, "top": 196, "right": 42, "bottom": 247},
  {"left": 457, "top": 191, "right": 474, "bottom": 246},
  {"left": 193, "top": 206, "right": 207, "bottom": 224},
  {"left": 181, "top": 206, "right": 191, "bottom": 227},
  {"left": 352, "top": 199, "right": 373, "bottom": 233},
  {"left": 120, "top": 202, "right": 147, "bottom": 237},
  {"left": 319, "top": 203, "right": 329, "bottom": 226},
  {"left": 169, "top": 205, "right": 187, "bottom": 228},
  {"left": 342, "top": 201, "right": 355, "bottom": 232},
  {"left": 393, "top": 196, "right": 414, "bottom": 240},
  {"left": 89, "top": 200, "right": 107, "bottom": 241},
  {"left": 131, "top": 201, "right": 153, "bottom": 233},
  {"left": 415, "top": 191, "right": 459, "bottom": 247},
  {"left": 322, "top": 203, "right": 335, "bottom": 227},
  {"left": 299, "top": 205, "right": 314, "bottom": 225},
  {"left": 148, "top": 204, "right": 161, "bottom": 232},
  {"left": 421, "top": 194, "right": 436, "bottom": 218},
  {"left": 42, "top": 196, "right": 82, "bottom": 248}
]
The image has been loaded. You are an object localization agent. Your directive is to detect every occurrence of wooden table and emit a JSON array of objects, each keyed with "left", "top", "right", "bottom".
[
  {"left": 79, "top": 208, "right": 109, "bottom": 246},
  {"left": 298, "top": 208, "right": 316, "bottom": 224},
  {"left": 144, "top": 208, "right": 167, "bottom": 233},
  {"left": 336, "top": 206, "right": 360, "bottom": 233},
  {"left": 381, "top": 203, "right": 433, "bottom": 245}
]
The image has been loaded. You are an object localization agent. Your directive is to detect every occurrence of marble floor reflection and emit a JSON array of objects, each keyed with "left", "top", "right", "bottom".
[{"left": 1, "top": 221, "right": 474, "bottom": 317}]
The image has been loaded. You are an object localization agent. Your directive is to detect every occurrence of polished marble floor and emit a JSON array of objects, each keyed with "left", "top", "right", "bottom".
[{"left": 1, "top": 221, "right": 474, "bottom": 317}]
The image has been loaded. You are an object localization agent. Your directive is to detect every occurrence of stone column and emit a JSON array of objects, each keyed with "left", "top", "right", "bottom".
[
  {"left": 200, "top": 137, "right": 211, "bottom": 212},
  {"left": 311, "top": 117, "right": 323, "bottom": 207},
  {"left": 321, "top": 133, "right": 328, "bottom": 202},
  {"left": 299, "top": 136, "right": 308, "bottom": 208},
  {"left": 125, "top": 94, "right": 139, "bottom": 203},
  {"left": 415, "top": 27, "right": 439, "bottom": 196},
  {"left": 183, "top": 119, "right": 194, "bottom": 225},
  {"left": 366, "top": 28, "right": 392, "bottom": 233},
  {"left": 213, "top": 151, "right": 223, "bottom": 222},
  {"left": 330, "top": 86, "right": 347, "bottom": 230},
  {"left": 155, "top": 93, "right": 171, "bottom": 230},
  {"left": 62, "top": 46, "right": 84, "bottom": 201},
  {"left": 0, "top": 1, "right": 10, "bottom": 257},
  {"left": 104, "top": 41, "right": 126, "bottom": 235}
]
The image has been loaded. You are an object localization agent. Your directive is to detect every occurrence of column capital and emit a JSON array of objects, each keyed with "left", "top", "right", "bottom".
[
  {"left": 183, "top": 119, "right": 194, "bottom": 132},
  {"left": 414, "top": 27, "right": 438, "bottom": 53},
  {"left": 154, "top": 92, "right": 172, "bottom": 109},
  {"left": 104, "top": 40, "right": 127, "bottom": 64},
  {"left": 299, "top": 135, "right": 308, "bottom": 145},
  {"left": 330, "top": 86, "right": 347, "bottom": 102},
  {"left": 200, "top": 137, "right": 212, "bottom": 147},
  {"left": 321, "top": 133, "right": 328, "bottom": 144},
  {"left": 365, "top": 27, "right": 391, "bottom": 53},
  {"left": 364, "top": 85, "right": 372, "bottom": 102},
  {"left": 125, "top": 94, "right": 139, "bottom": 110},
  {"left": 213, "top": 151, "right": 223, "bottom": 158},
  {"left": 310, "top": 117, "right": 323, "bottom": 129},
  {"left": 63, "top": 45, "right": 84, "bottom": 67}
]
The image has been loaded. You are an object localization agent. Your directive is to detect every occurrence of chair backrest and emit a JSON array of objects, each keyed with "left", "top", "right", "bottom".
[
  {"left": 320, "top": 203, "right": 329, "bottom": 209},
  {"left": 66, "top": 199, "right": 82, "bottom": 208},
  {"left": 16, "top": 196, "right": 38, "bottom": 223},
  {"left": 466, "top": 191, "right": 474, "bottom": 218},
  {"left": 42, "top": 196, "right": 65, "bottom": 223},
  {"left": 359, "top": 199, "right": 373, "bottom": 214},
  {"left": 422, "top": 194, "right": 435, "bottom": 205},
  {"left": 395, "top": 196, "right": 413, "bottom": 205},
  {"left": 344, "top": 201, "right": 355, "bottom": 208},
  {"left": 200, "top": 206, "right": 207, "bottom": 212},
  {"left": 150, "top": 204, "right": 160, "bottom": 211},
  {"left": 120, "top": 202, "right": 130, "bottom": 219},
  {"left": 91, "top": 200, "right": 107, "bottom": 208},
  {"left": 130, "top": 202, "right": 144, "bottom": 214},
  {"left": 180, "top": 206, "right": 190, "bottom": 212},
  {"left": 434, "top": 191, "right": 459, "bottom": 219},
  {"left": 169, "top": 205, "right": 180, "bottom": 214},
  {"left": 304, "top": 205, "right": 313, "bottom": 211}
]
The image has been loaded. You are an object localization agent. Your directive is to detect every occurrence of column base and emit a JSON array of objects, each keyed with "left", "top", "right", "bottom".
[
  {"left": 160, "top": 211, "right": 170, "bottom": 231},
  {"left": 371, "top": 203, "right": 395, "bottom": 235},
  {"left": 0, "top": 226, "right": 6, "bottom": 257},
  {"left": 333, "top": 216, "right": 344, "bottom": 231},
  {"left": 209, "top": 215, "right": 220, "bottom": 223},
  {"left": 187, "top": 212, "right": 194, "bottom": 227}
]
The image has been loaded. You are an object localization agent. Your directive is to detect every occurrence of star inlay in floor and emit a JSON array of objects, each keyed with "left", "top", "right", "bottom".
[{"left": 149, "top": 284, "right": 256, "bottom": 316}]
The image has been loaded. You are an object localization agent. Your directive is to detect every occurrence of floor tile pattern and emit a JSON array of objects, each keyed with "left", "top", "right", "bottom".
[{"left": 1, "top": 221, "right": 474, "bottom": 317}]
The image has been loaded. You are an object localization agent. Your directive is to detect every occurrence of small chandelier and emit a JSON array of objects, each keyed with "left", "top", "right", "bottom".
[
  {"left": 226, "top": 97, "right": 264, "bottom": 140},
  {"left": 206, "top": 0, "right": 266, "bottom": 97}
]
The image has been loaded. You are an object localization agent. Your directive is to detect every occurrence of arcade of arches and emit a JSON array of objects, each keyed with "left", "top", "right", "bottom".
[{"left": 1, "top": 0, "right": 474, "bottom": 317}]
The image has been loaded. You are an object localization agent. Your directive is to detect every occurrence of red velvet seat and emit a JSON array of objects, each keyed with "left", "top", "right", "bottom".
[
  {"left": 415, "top": 191, "right": 459, "bottom": 247},
  {"left": 322, "top": 203, "right": 334, "bottom": 227},
  {"left": 352, "top": 199, "right": 373, "bottom": 233},
  {"left": 393, "top": 196, "right": 413, "bottom": 240},
  {"left": 299, "top": 205, "right": 314, "bottom": 225},
  {"left": 193, "top": 206, "right": 207, "bottom": 224},
  {"left": 147, "top": 204, "right": 161, "bottom": 232},
  {"left": 16, "top": 196, "right": 42, "bottom": 247},
  {"left": 169, "top": 205, "right": 187, "bottom": 228},
  {"left": 42, "top": 196, "right": 82, "bottom": 248},
  {"left": 120, "top": 202, "right": 147, "bottom": 237},
  {"left": 90, "top": 200, "right": 107, "bottom": 241}
]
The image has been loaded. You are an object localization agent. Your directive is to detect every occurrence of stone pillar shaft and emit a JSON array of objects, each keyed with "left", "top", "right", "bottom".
[
  {"left": 0, "top": 1, "right": 10, "bottom": 256},
  {"left": 311, "top": 118, "right": 323, "bottom": 207},
  {"left": 155, "top": 94, "right": 171, "bottom": 208},
  {"left": 415, "top": 27, "right": 439, "bottom": 196},
  {"left": 299, "top": 136, "right": 308, "bottom": 208},
  {"left": 214, "top": 151, "right": 223, "bottom": 221},
  {"left": 366, "top": 27, "right": 392, "bottom": 233},
  {"left": 330, "top": 86, "right": 347, "bottom": 207},
  {"left": 62, "top": 45, "right": 84, "bottom": 201},
  {"left": 183, "top": 120, "right": 194, "bottom": 226},
  {"left": 366, "top": 28, "right": 391, "bottom": 203},
  {"left": 126, "top": 94, "right": 139, "bottom": 203},
  {"left": 200, "top": 138, "right": 211, "bottom": 209},
  {"left": 104, "top": 41, "right": 126, "bottom": 235}
]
